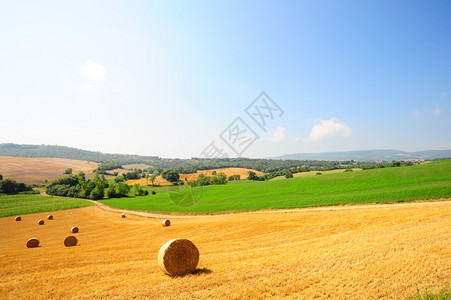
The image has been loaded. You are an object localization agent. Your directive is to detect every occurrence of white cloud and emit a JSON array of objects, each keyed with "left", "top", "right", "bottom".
[
  {"left": 268, "top": 126, "right": 286, "bottom": 143},
  {"left": 80, "top": 59, "right": 106, "bottom": 80},
  {"left": 305, "top": 118, "right": 352, "bottom": 142},
  {"left": 432, "top": 108, "right": 442, "bottom": 115},
  {"left": 440, "top": 92, "right": 447, "bottom": 99},
  {"left": 412, "top": 110, "right": 420, "bottom": 118}
]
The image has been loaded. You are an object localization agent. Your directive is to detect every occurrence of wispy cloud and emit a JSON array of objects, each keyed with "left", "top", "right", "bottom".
[
  {"left": 440, "top": 92, "right": 447, "bottom": 99},
  {"left": 412, "top": 110, "right": 420, "bottom": 118},
  {"left": 80, "top": 59, "right": 106, "bottom": 81},
  {"left": 305, "top": 118, "right": 352, "bottom": 142},
  {"left": 432, "top": 108, "right": 442, "bottom": 115},
  {"left": 268, "top": 126, "right": 286, "bottom": 143}
]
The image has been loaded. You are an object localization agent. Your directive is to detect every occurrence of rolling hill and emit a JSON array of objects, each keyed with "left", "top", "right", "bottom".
[
  {"left": 274, "top": 149, "right": 451, "bottom": 161},
  {"left": 102, "top": 159, "right": 451, "bottom": 214},
  {"left": 0, "top": 156, "right": 99, "bottom": 185}
]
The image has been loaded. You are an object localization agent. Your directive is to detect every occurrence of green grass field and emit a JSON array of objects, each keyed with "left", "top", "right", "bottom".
[
  {"left": 0, "top": 194, "right": 94, "bottom": 218},
  {"left": 101, "top": 159, "right": 451, "bottom": 214}
]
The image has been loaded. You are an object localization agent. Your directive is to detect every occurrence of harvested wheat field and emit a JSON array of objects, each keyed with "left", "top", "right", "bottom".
[
  {"left": 128, "top": 168, "right": 264, "bottom": 186},
  {"left": 181, "top": 168, "right": 264, "bottom": 182},
  {"left": 0, "top": 156, "right": 99, "bottom": 185},
  {"left": 0, "top": 201, "right": 450, "bottom": 299}
]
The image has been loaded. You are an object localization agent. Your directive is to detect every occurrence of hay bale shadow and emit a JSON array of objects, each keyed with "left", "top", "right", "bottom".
[{"left": 171, "top": 268, "right": 212, "bottom": 278}]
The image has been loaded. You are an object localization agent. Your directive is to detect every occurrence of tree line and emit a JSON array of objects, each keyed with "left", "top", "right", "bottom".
[
  {"left": 45, "top": 172, "right": 148, "bottom": 200},
  {"left": 0, "top": 144, "right": 419, "bottom": 178},
  {"left": 0, "top": 174, "right": 37, "bottom": 195}
]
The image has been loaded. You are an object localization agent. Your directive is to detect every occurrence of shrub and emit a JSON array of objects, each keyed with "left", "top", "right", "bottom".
[
  {"left": 125, "top": 170, "right": 140, "bottom": 180},
  {"left": 161, "top": 169, "right": 180, "bottom": 183},
  {"left": 132, "top": 184, "right": 147, "bottom": 196},
  {"left": 114, "top": 174, "right": 126, "bottom": 183},
  {"left": 391, "top": 161, "right": 401, "bottom": 167},
  {"left": 0, "top": 179, "right": 35, "bottom": 194},
  {"left": 97, "top": 161, "right": 122, "bottom": 172}
]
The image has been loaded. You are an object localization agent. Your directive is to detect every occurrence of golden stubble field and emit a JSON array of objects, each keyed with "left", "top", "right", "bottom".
[
  {"left": 0, "top": 156, "right": 99, "bottom": 185},
  {"left": 0, "top": 201, "right": 450, "bottom": 299},
  {"left": 127, "top": 167, "right": 264, "bottom": 186}
]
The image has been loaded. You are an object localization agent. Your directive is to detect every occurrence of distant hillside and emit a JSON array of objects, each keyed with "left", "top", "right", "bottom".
[
  {"left": 274, "top": 149, "right": 451, "bottom": 161},
  {"left": 2, "top": 144, "right": 449, "bottom": 173},
  {"left": 0, "top": 143, "right": 336, "bottom": 173},
  {"left": 0, "top": 143, "right": 159, "bottom": 163}
]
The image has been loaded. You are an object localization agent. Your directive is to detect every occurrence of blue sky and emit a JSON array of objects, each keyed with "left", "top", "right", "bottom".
[{"left": 1, "top": 0, "right": 450, "bottom": 158}]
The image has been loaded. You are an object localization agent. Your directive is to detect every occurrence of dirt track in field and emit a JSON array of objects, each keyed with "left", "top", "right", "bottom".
[{"left": 0, "top": 201, "right": 450, "bottom": 299}]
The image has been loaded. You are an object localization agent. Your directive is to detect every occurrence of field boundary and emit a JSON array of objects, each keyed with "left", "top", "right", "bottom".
[{"left": 92, "top": 198, "right": 451, "bottom": 219}]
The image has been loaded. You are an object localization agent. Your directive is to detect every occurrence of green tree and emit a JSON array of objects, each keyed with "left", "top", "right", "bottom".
[
  {"left": 116, "top": 182, "right": 130, "bottom": 196},
  {"left": 228, "top": 174, "right": 241, "bottom": 181},
  {"left": 150, "top": 174, "right": 157, "bottom": 186},
  {"left": 77, "top": 171, "right": 86, "bottom": 183},
  {"left": 96, "top": 161, "right": 122, "bottom": 173},
  {"left": 125, "top": 170, "right": 140, "bottom": 180},
  {"left": 0, "top": 174, "right": 2, "bottom": 180},
  {"left": 114, "top": 174, "right": 126, "bottom": 183},
  {"left": 64, "top": 168, "right": 73, "bottom": 174},
  {"left": 247, "top": 171, "right": 259, "bottom": 180},
  {"left": 0, "top": 179, "right": 18, "bottom": 194},
  {"left": 196, "top": 173, "right": 210, "bottom": 186},
  {"left": 89, "top": 185, "right": 104, "bottom": 200},
  {"left": 212, "top": 172, "right": 227, "bottom": 184},
  {"left": 106, "top": 184, "right": 118, "bottom": 198},
  {"left": 132, "top": 184, "right": 148, "bottom": 196},
  {"left": 391, "top": 161, "right": 401, "bottom": 167},
  {"left": 285, "top": 172, "right": 293, "bottom": 178},
  {"left": 161, "top": 169, "right": 180, "bottom": 183},
  {"left": 145, "top": 173, "right": 150, "bottom": 185}
]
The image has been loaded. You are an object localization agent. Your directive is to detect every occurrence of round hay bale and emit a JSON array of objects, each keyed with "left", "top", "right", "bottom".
[
  {"left": 38, "top": 219, "right": 44, "bottom": 225},
  {"left": 26, "top": 237, "right": 40, "bottom": 248},
  {"left": 121, "top": 213, "right": 126, "bottom": 218},
  {"left": 47, "top": 215, "right": 53, "bottom": 220},
  {"left": 70, "top": 226, "right": 79, "bottom": 233},
  {"left": 161, "top": 219, "right": 171, "bottom": 227},
  {"left": 158, "top": 239, "right": 199, "bottom": 276},
  {"left": 64, "top": 236, "right": 78, "bottom": 247},
  {"left": 15, "top": 216, "right": 21, "bottom": 221}
]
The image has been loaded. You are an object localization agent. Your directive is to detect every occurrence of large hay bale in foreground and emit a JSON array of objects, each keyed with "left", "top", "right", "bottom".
[
  {"left": 37, "top": 219, "right": 44, "bottom": 225},
  {"left": 121, "top": 213, "right": 126, "bottom": 218},
  {"left": 70, "top": 226, "right": 79, "bottom": 233},
  {"left": 47, "top": 215, "right": 53, "bottom": 220},
  {"left": 26, "top": 238, "right": 40, "bottom": 248},
  {"left": 161, "top": 219, "right": 171, "bottom": 227},
  {"left": 158, "top": 239, "right": 199, "bottom": 276},
  {"left": 64, "top": 236, "right": 78, "bottom": 247},
  {"left": 15, "top": 216, "right": 21, "bottom": 221}
]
